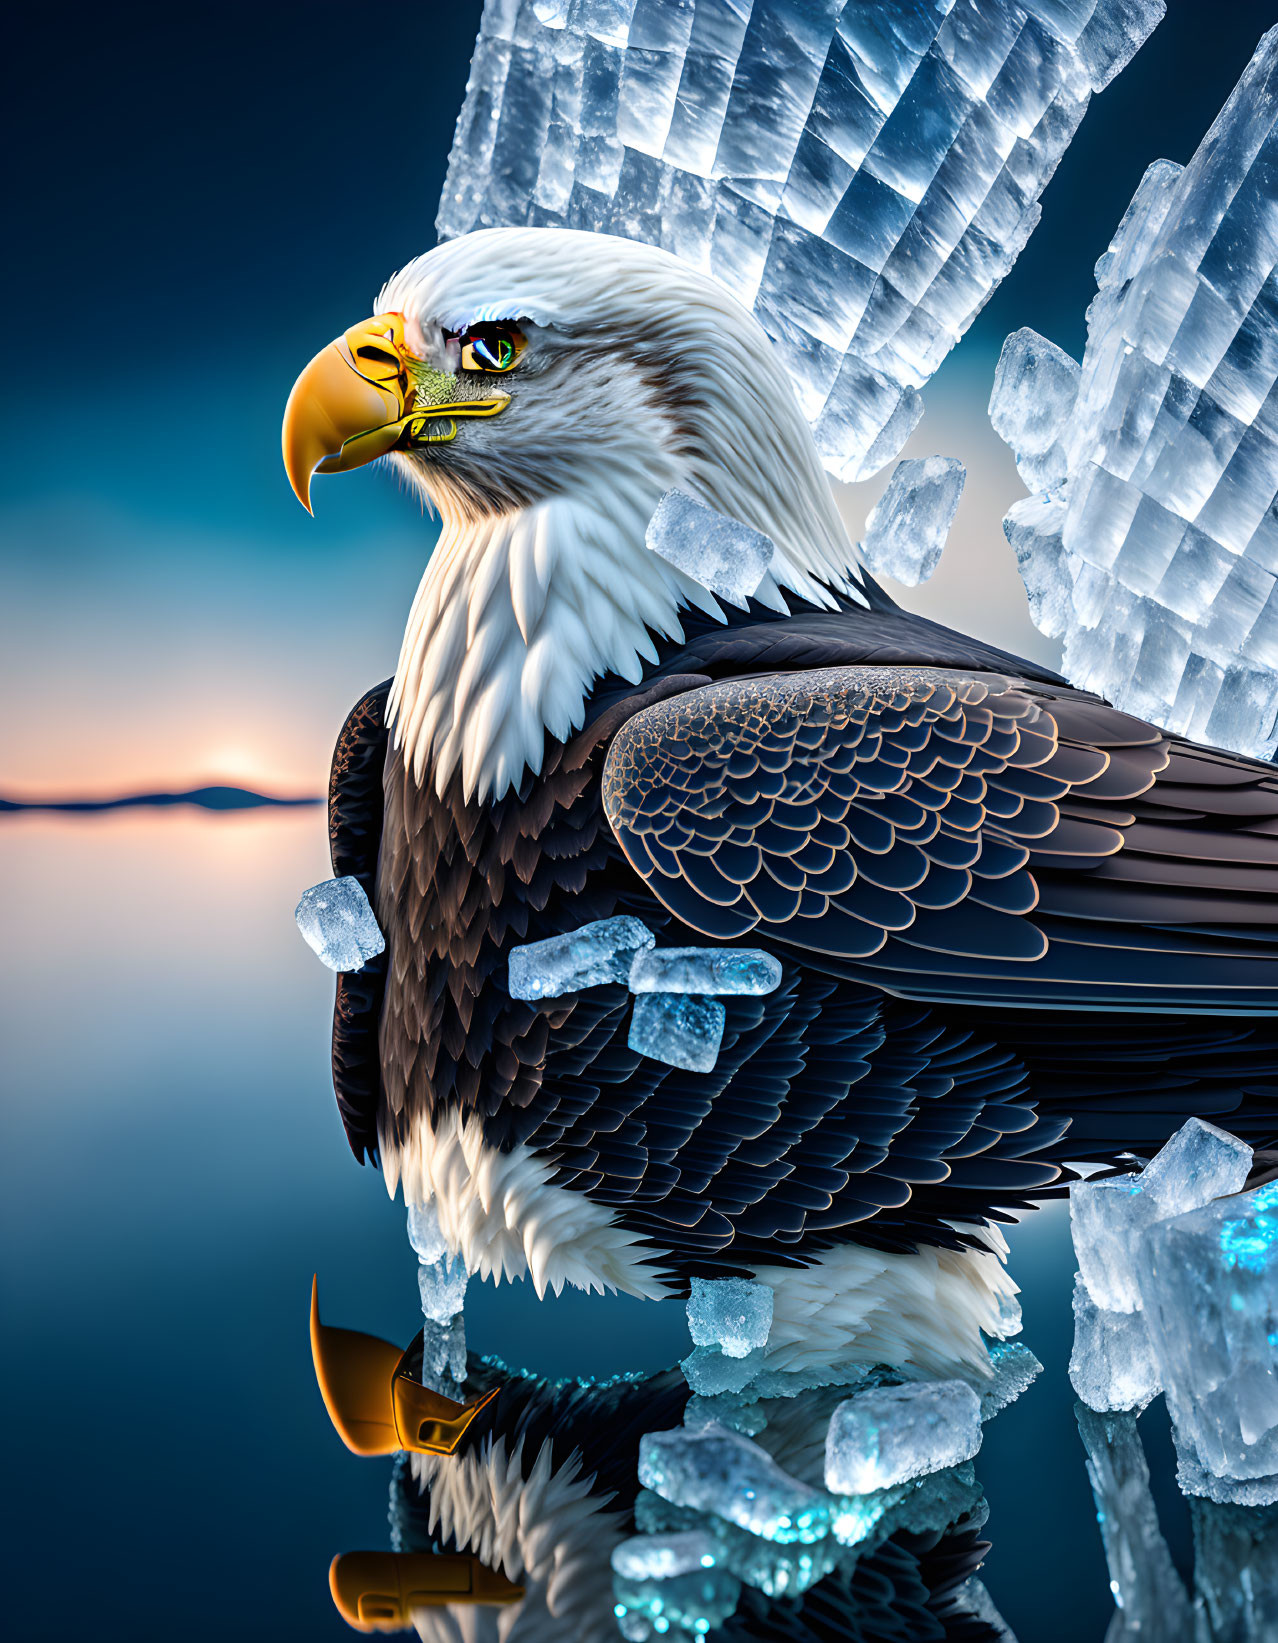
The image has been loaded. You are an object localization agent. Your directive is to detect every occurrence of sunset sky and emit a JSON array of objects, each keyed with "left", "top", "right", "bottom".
[{"left": 3, "top": 2, "right": 1272, "bottom": 799}]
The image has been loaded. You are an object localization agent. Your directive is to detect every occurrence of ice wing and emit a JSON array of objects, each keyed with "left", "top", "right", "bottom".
[
  {"left": 438, "top": 0, "right": 1163, "bottom": 482},
  {"left": 994, "top": 32, "right": 1278, "bottom": 761},
  {"left": 601, "top": 667, "right": 1278, "bottom": 1011}
]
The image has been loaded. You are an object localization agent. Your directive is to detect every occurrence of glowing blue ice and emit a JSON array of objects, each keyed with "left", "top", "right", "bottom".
[
  {"left": 824, "top": 1380, "right": 982, "bottom": 1494},
  {"left": 639, "top": 1421, "right": 830, "bottom": 1544}
]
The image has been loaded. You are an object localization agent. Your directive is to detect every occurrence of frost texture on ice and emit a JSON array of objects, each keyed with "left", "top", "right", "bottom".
[
  {"left": 1068, "top": 1273, "right": 1160, "bottom": 1413},
  {"left": 1136, "top": 1179, "right": 1278, "bottom": 1505},
  {"left": 406, "top": 1200, "right": 468, "bottom": 1393},
  {"left": 645, "top": 491, "right": 775, "bottom": 607},
  {"left": 858, "top": 457, "right": 965, "bottom": 588},
  {"left": 630, "top": 946, "right": 782, "bottom": 997},
  {"left": 507, "top": 915, "right": 653, "bottom": 999},
  {"left": 988, "top": 328, "right": 1079, "bottom": 493},
  {"left": 824, "top": 1380, "right": 983, "bottom": 1495},
  {"left": 979, "top": 1341, "right": 1043, "bottom": 1421},
  {"left": 995, "top": 30, "right": 1278, "bottom": 761},
  {"left": 682, "top": 1344, "right": 764, "bottom": 1396},
  {"left": 1076, "top": 1404, "right": 1194, "bottom": 1642},
  {"left": 294, "top": 877, "right": 384, "bottom": 972},
  {"left": 1190, "top": 1496, "right": 1278, "bottom": 1640},
  {"left": 687, "top": 1277, "right": 773, "bottom": 1358},
  {"left": 439, "top": 0, "right": 1163, "bottom": 483},
  {"left": 1071, "top": 1118, "right": 1252, "bottom": 1313},
  {"left": 629, "top": 991, "right": 725, "bottom": 1071},
  {"left": 639, "top": 1421, "right": 830, "bottom": 1543}
]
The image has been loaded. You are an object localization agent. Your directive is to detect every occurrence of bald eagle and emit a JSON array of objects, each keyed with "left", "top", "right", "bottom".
[{"left": 284, "top": 227, "right": 1278, "bottom": 1373}]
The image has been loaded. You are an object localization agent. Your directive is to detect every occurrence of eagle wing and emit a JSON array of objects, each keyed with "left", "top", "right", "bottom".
[{"left": 601, "top": 666, "right": 1278, "bottom": 1013}]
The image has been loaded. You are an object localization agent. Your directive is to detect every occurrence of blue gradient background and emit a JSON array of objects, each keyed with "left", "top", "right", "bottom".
[{"left": 2, "top": 5, "right": 1273, "bottom": 1639}]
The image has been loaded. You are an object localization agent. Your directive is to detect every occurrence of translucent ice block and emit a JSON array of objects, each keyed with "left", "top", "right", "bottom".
[
  {"left": 629, "top": 992, "right": 725, "bottom": 1072},
  {"left": 1070, "top": 1118, "right": 1253, "bottom": 1312},
  {"left": 441, "top": 0, "right": 1162, "bottom": 484},
  {"left": 1136, "top": 1179, "right": 1278, "bottom": 1502},
  {"left": 681, "top": 1345, "right": 764, "bottom": 1396},
  {"left": 1068, "top": 1274, "right": 1160, "bottom": 1413},
  {"left": 629, "top": 947, "right": 782, "bottom": 997},
  {"left": 687, "top": 1277, "right": 774, "bottom": 1358},
  {"left": 645, "top": 491, "right": 775, "bottom": 608},
  {"left": 507, "top": 915, "right": 654, "bottom": 999},
  {"left": 824, "top": 1380, "right": 983, "bottom": 1495},
  {"left": 994, "top": 32, "right": 1278, "bottom": 760},
  {"left": 639, "top": 1421, "right": 830, "bottom": 1544},
  {"left": 858, "top": 457, "right": 965, "bottom": 588},
  {"left": 1076, "top": 1405, "right": 1193, "bottom": 1641},
  {"left": 294, "top": 877, "right": 384, "bottom": 972}
]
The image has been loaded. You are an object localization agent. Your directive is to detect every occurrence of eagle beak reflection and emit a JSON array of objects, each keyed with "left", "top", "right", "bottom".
[
  {"left": 308, "top": 1277, "right": 499, "bottom": 1455},
  {"left": 282, "top": 312, "right": 509, "bottom": 512}
]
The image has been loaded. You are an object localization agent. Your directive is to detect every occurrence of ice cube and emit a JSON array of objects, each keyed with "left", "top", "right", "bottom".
[
  {"left": 681, "top": 1345, "right": 764, "bottom": 1397},
  {"left": 1139, "top": 1116, "right": 1252, "bottom": 1208},
  {"left": 979, "top": 1341, "right": 1043, "bottom": 1420},
  {"left": 858, "top": 457, "right": 965, "bottom": 587},
  {"left": 629, "top": 992, "right": 725, "bottom": 1072},
  {"left": 1075, "top": 1405, "right": 1194, "bottom": 1640},
  {"left": 687, "top": 1277, "right": 774, "bottom": 1358},
  {"left": 824, "top": 1381, "right": 983, "bottom": 1495},
  {"left": 645, "top": 491, "right": 775, "bottom": 608},
  {"left": 630, "top": 947, "right": 782, "bottom": 997},
  {"left": 639, "top": 1421, "right": 830, "bottom": 1543},
  {"left": 1068, "top": 1274, "right": 1161, "bottom": 1413},
  {"left": 406, "top": 1200, "right": 448, "bottom": 1265},
  {"left": 1070, "top": 1118, "right": 1252, "bottom": 1312},
  {"left": 507, "top": 915, "right": 654, "bottom": 1000},
  {"left": 1135, "top": 1179, "right": 1278, "bottom": 1502},
  {"left": 294, "top": 877, "right": 384, "bottom": 972},
  {"left": 1070, "top": 1175, "right": 1153, "bottom": 1313},
  {"left": 988, "top": 329, "right": 1080, "bottom": 493}
]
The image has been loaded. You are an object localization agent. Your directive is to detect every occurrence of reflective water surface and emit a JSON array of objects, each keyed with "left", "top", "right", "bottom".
[{"left": 4, "top": 810, "right": 1269, "bottom": 1640}]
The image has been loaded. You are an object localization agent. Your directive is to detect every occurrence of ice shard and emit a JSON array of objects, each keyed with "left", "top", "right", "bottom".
[
  {"left": 995, "top": 29, "right": 1278, "bottom": 760},
  {"left": 1068, "top": 1273, "right": 1160, "bottom": 1414},
  {"left": 294, "top": 877, "right": 384, "bottom": 972},
  {"left": 406, "top": 1200, "right": 468, "bottom": 1394},
  {"left": 645, "top": 491, "right": 775, "bottom": 608},
  {"left": 630, "top": 947, "right": 782, "bottom": 996},
  {"left": 507, "top": 915, "right": 654, "bottom": 999},
  {"left": 858, "top": 457, "right": 965, "bottom": 588},
  {"left": 440, "top": 0, "right": 1163, "bottom": 483}
]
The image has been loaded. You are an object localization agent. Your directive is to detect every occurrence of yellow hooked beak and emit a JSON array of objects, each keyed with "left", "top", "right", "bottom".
[{"left": 282, "top": 313, "right": 509, "bottom": 512}]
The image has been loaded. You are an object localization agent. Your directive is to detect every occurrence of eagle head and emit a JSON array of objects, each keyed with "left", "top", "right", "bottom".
[{"left": 283, "top": 226, "right": 858, "bottom": 800}]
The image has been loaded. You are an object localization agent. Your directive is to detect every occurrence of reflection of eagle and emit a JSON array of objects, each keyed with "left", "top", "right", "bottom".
[
  {"left": 363, "top": 1356, "right": 1002, "bottom": 1643},
  {"left": 284, "top": 228, "right": 1278, "bottom": 1371}
]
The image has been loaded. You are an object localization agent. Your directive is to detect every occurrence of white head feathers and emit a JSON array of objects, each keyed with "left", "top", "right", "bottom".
[{"left": 377, "top": 228, "right": 863, "bottom": 803}]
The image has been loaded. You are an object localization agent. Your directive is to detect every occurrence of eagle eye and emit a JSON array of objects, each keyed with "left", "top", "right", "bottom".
[{"left": 456, "top": 323, "right": 526, "bottom": 374}]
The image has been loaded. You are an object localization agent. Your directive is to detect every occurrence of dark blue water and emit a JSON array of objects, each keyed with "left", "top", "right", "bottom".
[{"left": 2, "top": 809, "right": 1193, "bottom": 1641}]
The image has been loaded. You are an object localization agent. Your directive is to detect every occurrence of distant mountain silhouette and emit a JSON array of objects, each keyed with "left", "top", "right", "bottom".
[{"left": 0, "top": 785, "right": 323, "bottom": 815}]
